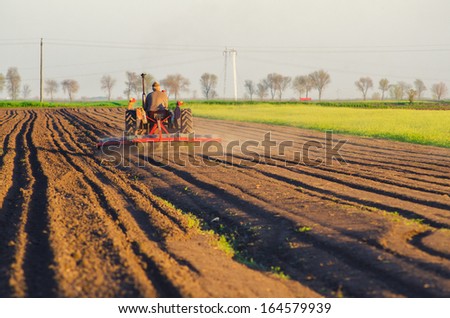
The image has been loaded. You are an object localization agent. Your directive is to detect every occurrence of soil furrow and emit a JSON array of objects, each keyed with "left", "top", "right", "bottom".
[
  {"left": 55, "top": 110, "right": 312, "bottom": 297},
  {"left": 229, "top": 152, "right": 450, "bottom": 212},
  {"left": 50, "top": 111, "right": 219, "bottom": 297},
  {"left": 56, "top": 110, "right": 190, "bottom": 237},
  {"left": 196, "top": 119, "right": 450, "bottom": 168},
  {"left": 196, "top": 151, "right": 449, "bottom": 229},
  {"left": 21, "top": 111, "right": 57, "bottom": 297},
  {"left": 0, "top": 111, "right": 32, "bottom": 297},
  {"left": 0, "top": 111, "right": 28, "bottom": 206},
  {"left": 1, "top": 109, "right": 448, "bottom": 297},
  {"left": 45, "top": 111, "right": 161, "bottom": 296},
  {"left": 134, "top": 153, "right": 445, "bottom": 296},
  {"left": 197, "top": 119, "right": 450, "bottom": 178},
  {"left": 253, "top": 163, "right": 448, "bottom": 229},
  {"left": 201, "top": 118, "right": 450, "bottom": 159},
  {"left": 0, "top": 110, "right": 16, "bottom": 126},
  {"left": 196, "top": 154, "right": 450, "bottom": 276}
]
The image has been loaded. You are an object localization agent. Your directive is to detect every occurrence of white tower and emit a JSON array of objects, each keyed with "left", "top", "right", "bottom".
[{"left": 223, "top": 48, "right": 238, "bottom": 101}]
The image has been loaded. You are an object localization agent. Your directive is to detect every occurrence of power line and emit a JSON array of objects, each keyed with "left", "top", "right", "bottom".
[
  {"left": 4, "top": 38, "right": 449, "bottom": 53},
  {"left": 21, "top": 56, "right": 223, "bottom": 82}
]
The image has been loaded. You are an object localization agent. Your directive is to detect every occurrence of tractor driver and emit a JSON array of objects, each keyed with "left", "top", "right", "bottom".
[{"left": 144, "top": 81, "right": 170, "bottom": 120}]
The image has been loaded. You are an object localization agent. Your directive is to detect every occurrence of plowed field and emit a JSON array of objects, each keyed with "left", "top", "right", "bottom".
[{"left": 0, "top": 108, "right": 449, "bottom": 297}]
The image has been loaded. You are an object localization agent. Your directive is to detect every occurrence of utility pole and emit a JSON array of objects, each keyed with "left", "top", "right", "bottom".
[
  {"left": 223, "top": 48, "right": 228, "bottom": 98},
  {"left": 223, "top": 48, "right": 238, "bottom": 101},
  {"left": 231, "top": 48, "right": 237, "bottom": 102},
  {"left": 40, "top": 38, "right": 43, "bottom": 103}
]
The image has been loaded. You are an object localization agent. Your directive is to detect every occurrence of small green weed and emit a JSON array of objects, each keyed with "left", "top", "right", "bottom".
[
  {"left": 270, "top": 266, "right": 290, "bottom": 280},
  {"left": 297, "top": 226, "right": 312, "bottom": 233},
  {"left": 185, "top": 212, "right": 202, "bottom": 229},
  {"left": 216, "top": 234, "right": 235, "bottom": 257}
]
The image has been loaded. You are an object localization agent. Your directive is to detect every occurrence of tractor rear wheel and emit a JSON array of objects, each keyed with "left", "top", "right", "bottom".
[
  {"left": 180, "top": 108, "right": 194, "bottom": 134},
  {"left": 125, "top": 110, "right": 136, "bottom": 135}
]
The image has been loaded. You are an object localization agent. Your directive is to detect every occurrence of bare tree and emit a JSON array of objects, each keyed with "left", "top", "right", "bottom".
[
  {"left": 22, "top": 84, "right": 31, "bottom": 99},
  {"left": 256, "top": 81, "right": 268, "bottom": 100},
  {"left": 389, "top": 84, "right": 402, "bottom": 100},
  {"left": 309, "top": 70, "right": 330, "bottom": 101},
  {"left": 431, "top": 82, "right": 448, "bottom": 101},
  {"left": 101, "top": 75, "right": 116, "bottom": 101},
  {"left": 371, "top": 92, "right": 381, "bottom": 100},
  {"left": 161, "top": 74, "right": 190, "bottom": 100},
  {"left": 263, "top": 73, "right": 280, "bottom": 100},
  {"left": 355, "top": 77, "right": 373, "bottom": 100},
  {"left": 292, "top": 75, "right": 313, "bottom": 99},
  {"left": 379, "top": 78, "right": 389, "bottom": 100},
  {"left": 262, "top": 73, "right": 291, "bottom": 100},
  {"left": 61, "top": 79, "right": 80, "bottom": 101},
  {"left": 6, "top": 67, "right": 21, "bottom": 100},
  {"left": 143, "top": 73, "right": 154, "bottom": 94},
  {"left": 200, "top": 73, "right": 218, "bottom": 100},
  {"left": 45, "top": 79, "right": 58, "bottom": 101},
  {"left": 407, "top": 89, "right": 417, "bottom": 104},
  {"left": 292, "top": 76, "right": 305, "bottom": 99},
  {"left": 414, "top": 79, "right": 427, "bottom": 100},
  {"left": 0, "top": 73, "right": 4, "bottom": 95},
  {"left": 124, "top": 71, "right": 140, "bottom": 99},
  {"left": 278, "top": 76, "right": 291, "bottom": 100},
  {"left": 389, "top": 81, "right": 410, "bottom": 100},
  {"left": 399, "top": 81, "right": 411, "bottom": 99},
  {"left": 244, "top": 80, "right": 256, "bottom": 101}
]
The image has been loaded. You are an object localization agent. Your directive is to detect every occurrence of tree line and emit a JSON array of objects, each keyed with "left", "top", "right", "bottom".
[
  {"left": 0, "top": 66, "right": 448, "bottom": 101},
  {"left": 0, "top": 67, "right": 82, "bottom": 101},
  {"left": 354, "top": 77, "right": 448, "bottom": 102},
  {"left": 54, "top": 72, "right": 212, "bottom": 101},
  {"left": 0, "top": 67, "right": 27, "bottom": 100},
  {"left": 244, "top": 72, "right": 447, "bottom": 102},
  {"left": 243, "top": 70, "right": 331, "bottom": 101}
]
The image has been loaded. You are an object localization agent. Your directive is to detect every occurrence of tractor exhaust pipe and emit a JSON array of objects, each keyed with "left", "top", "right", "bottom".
[{"left": 141, "top": 73, "right": 146, "bottom": 108}]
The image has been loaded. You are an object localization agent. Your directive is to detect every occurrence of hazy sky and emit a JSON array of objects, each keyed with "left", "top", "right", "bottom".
[{"left": 1, "top": 0, "right": 449, "bottom": 100}]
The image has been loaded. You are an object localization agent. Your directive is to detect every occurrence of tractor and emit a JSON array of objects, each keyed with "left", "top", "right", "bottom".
[{"left": 97, "top": 73, "right": 220, "bottom": 148}]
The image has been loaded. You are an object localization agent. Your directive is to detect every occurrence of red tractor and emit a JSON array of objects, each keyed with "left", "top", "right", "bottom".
[{"left": 97, "top": 74, "right": 220, "bottom": 148}]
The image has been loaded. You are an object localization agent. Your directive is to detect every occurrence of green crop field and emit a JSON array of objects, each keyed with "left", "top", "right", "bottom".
[{"left": 188, "top": 103, "right": 450, "bottom": 148}]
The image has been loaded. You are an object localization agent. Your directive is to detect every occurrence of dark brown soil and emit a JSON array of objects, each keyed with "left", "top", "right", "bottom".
[{"left": 0, "top": 108, "right": 449, "bottom": 297}]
